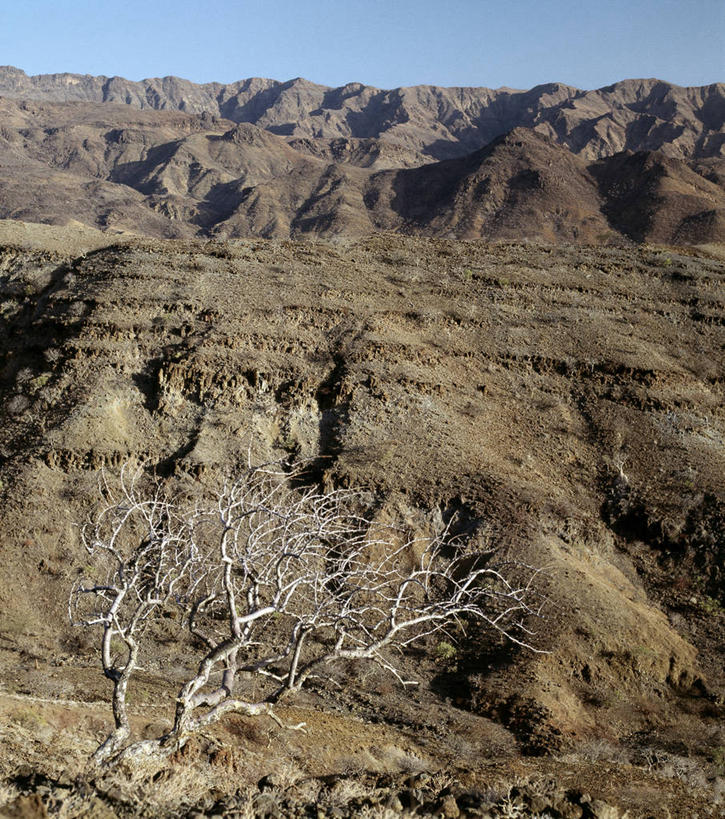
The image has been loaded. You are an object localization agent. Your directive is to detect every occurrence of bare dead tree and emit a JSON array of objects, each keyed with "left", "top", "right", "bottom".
[
  {"left": 69, "top": 464, "right": 206, "bottom": 762},
  {"left": 70, "top": 462, "right": 545, "bottom": 766}
]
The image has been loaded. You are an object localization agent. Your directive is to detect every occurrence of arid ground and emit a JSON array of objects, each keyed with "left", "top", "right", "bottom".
[{"left": 0, "top": 221, "right": 722, "bottom": 816}]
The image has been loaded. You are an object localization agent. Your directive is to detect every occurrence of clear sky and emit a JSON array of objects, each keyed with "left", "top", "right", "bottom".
[{"left": 1, "top": 0, "right": 722, "bottom": 90}]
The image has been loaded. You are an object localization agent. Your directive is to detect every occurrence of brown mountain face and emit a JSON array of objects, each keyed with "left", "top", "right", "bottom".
[
  {"left": 365, "top": 129, "right": 611, "bottom": 242},
  {"left": 0, "top": 70, "right": 723, "bottom": 243},
  {"left": 1, "top": 68, "right": 723, "bottom": 161},
  {"left": 591, "top": 151, "right": 725, "bottom": 243},
  {"left": 0, "top": 97, "right": 221, "bottom": 237}
]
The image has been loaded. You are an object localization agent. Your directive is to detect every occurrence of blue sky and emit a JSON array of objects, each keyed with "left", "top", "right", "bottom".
[{"left": 1, "top": 0, "right": 722, "bottom": 90}]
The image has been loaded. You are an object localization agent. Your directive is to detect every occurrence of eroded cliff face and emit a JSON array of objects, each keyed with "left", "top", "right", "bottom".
[{"left": 0, "top": 233, "right": 723, "bottom": 812}]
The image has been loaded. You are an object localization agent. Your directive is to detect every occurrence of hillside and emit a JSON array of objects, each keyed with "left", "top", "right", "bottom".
[
  {"left": 1, "top": 67, "right": 723, "bottom": 161},
  {"left": 0, "top": 232, "right": 723, "bottom": 815},
  {"left": 0, "top": 94, "right": 724, "bottom": 243}
]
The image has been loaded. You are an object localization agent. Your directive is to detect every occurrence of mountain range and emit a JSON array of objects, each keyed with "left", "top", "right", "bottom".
[{"left": 0, "top": 67, "right": 723, "bottom": 242}]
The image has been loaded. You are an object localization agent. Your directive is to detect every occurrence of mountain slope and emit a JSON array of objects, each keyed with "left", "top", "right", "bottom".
[
  {"left": 0, "top": 236, "right": 722, "bottom": 814},
  {"left": 1, "top": 67, "right": 723, "bottom": 161},
  {"left": 1, "top": 90, "right": 724, "bottom": 243},
  {"left": 591, "top": 150, "right": 725, "bottom": 243},
  {"left": 365, "top": 128, "right": 610, "bottom": 242}
]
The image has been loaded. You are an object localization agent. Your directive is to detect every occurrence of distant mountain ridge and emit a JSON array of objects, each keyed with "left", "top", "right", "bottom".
[
  {"left": 1, "top": 66, "right": 723, "bottom": 161},
  {"left": 0, "top": 68, "right": 723, "bottom": 243}
]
